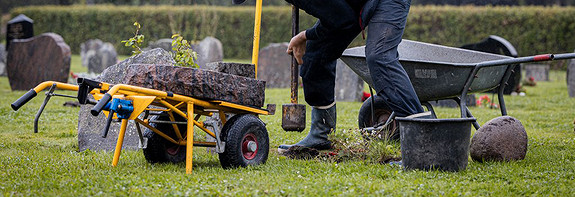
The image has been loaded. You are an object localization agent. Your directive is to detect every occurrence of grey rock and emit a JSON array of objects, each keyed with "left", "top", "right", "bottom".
[
  {"left": 6, "top": 33, "right": 71, "bottom": 90},
  {"left": 470, "top": 116, "right": 528, "bottom": 162},
  {"left": 523, "top": 64, "right": 549, "bottom": 81},
  {"left": 0, "top": 44, "right": 5, "bottom": 76},
  {"left": 257, "top": 43, "right": 291, "bottom": 88},
  {"left": 335, "top": 59, "right": 364, "bottom": 102},
  {"left": 568, "top": 50, "right": 575, "bottom": 97}
]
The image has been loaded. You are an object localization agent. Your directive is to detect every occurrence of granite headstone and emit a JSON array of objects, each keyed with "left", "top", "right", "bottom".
[
  {"left": 0, "top": 44, "right": 5, "bottom": 76},
  {"left": 6, "top": 14, "right": 34, "bottom": 50},
  {"left": 567, "top": 50, "right": 575, "bottom": 97},
  {"left": 523, "top": 64, "right": 549, "bottom": 81},
  {"left": 6, "top": 33, "right": 71, "bottom": 90},
  {"left": 257, "top": 42, "right": 291, "bottom": 88},
  {"left": 335, "top": 59, "right": 364, "bottom": 102},
  {"left": 194, "top": 36, "right": 224, "bottom": 68},
  {"left": 81, "top": 39, "right": 118, "bottom": 73},
  {"left": 430, "top": 95, "right": 477, "bottom": 108},
  {"left": 145, "top": 38, "right": 174, "bottom": 52}
]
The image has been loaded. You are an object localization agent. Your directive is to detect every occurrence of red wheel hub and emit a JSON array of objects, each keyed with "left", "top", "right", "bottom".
[{"left": 241, "top": 133, "right": 258, "bottom": 160}]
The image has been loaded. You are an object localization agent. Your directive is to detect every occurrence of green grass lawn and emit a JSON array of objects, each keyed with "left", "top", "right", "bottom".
[{"left": 1, "top": 66, "right": 574, "bottom": 195}]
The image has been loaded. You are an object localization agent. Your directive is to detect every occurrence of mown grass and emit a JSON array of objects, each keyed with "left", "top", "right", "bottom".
[{"left": 1, "top": 66, "right": 574, "bottom": 195}]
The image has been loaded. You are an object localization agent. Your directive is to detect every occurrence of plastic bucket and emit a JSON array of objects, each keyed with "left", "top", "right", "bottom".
[{"left": 396, "top": 117, "right": 476, "bottom": 172}]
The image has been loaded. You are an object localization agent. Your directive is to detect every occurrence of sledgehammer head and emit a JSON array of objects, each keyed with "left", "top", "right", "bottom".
[{"left": 282, "top": 103, "right": 306, "bottom": 132}]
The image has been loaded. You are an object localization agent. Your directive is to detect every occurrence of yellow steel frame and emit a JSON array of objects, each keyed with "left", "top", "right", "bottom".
[
  {"left": 22, "top": 1, "right": 267, "bottom": 174},
  {"left": 28, "top": 81, "right": 272, "bottom": 174}
]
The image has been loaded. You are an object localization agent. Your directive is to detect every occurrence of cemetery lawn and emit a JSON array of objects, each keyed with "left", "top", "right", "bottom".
[{"left": 1, "top": 71, "right": 574, "bottom": 196}]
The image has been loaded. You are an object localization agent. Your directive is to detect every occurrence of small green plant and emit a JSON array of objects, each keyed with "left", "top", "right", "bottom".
[
  {"left": 121, "top": 21, "right": 145, "bottom": 55},
  {"left": 171, "top": 34, "right": 199, "bottom": 68}
]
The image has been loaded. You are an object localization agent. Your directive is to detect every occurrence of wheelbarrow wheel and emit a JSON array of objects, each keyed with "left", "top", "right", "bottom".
[
  {"left": 143, "top": 112, "right": 187, "bottom": 164},
  {"left": 218, "top": 114, "right": 269, "bottom": 169},
  {"left": 358, "top": 95, "right": 399, "bottom": 141}
]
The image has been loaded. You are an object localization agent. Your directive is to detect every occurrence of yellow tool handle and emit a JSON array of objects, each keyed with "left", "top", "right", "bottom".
[{"left": 251, "top": 0, "right": 263, "bottom": 79}]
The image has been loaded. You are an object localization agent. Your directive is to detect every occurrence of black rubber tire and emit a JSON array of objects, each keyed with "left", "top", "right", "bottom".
[
  {"left": 218, "top": 114, "right": 269, "bottom": 169},
  {"left": 357, "top": 95, "right": 399, "bottom": 140},
  {"left": 143, "top": 112, "right": 187, "bottom": 164}
]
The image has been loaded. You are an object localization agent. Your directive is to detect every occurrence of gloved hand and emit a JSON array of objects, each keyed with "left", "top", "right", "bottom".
[{"left": 287, "top": 30, "right": 307, "bottom": 65}]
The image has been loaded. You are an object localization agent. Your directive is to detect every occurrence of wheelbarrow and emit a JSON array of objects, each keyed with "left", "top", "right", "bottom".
[
  {"left": 9, "top": 0, "right": 272, "bottom": 174},
  {"left": 340, "top": 39, "right": 575, "bottom": 137}
]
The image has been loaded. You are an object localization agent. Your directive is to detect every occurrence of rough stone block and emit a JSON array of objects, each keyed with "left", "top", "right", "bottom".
[
  {"left": 204, "top": 62, "right": 256, "bottom": 78},
  {"left": 6, "top": 33, "right": 71, "bottom": 90},
  {"left": 470, "top": 116, "right": 528, "bottom": 162},
  {"left": 523, "top": 64, "right": 549, "bottom": 81}
]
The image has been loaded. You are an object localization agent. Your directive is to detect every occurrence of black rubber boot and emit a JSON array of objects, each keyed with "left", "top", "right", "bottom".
[{"left": 278, "top": 104, "right": 336, "bottom": 153}]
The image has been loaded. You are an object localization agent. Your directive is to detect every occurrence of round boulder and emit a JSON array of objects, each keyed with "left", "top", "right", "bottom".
[{"left": 470, "top": 116, "right": 528, "bottom": 162}]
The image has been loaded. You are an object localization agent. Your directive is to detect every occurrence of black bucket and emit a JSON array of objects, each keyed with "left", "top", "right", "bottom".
[{"left": 396, "top": 117, "right": 476, "bottom": 172}]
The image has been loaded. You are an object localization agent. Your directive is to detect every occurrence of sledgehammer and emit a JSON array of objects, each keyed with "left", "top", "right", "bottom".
[{"left": 281, "top": 6, "right": 306, "bottom": 132}]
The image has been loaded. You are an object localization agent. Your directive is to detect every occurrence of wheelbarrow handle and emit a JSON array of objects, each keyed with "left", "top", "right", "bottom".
[
  {"left": 91, "top": 93, "right": 112, "bottom": 116},
  {"left": 11, "top": 89, "right": 37, "bottom": 111},
  {"left": 478, "top": 52, "right": 575, "bottom": 67}
]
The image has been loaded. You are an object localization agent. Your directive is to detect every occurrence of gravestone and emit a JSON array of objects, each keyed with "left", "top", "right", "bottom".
[
  {"left": 568, "top": 50, "right": 575, "bottom": 97},
  {"left": 6, "top": 14, "right": 34, "bottom": 50},
  {"left": 194, "top": 36, "right": 224, "bottom": 68},
  {"left": 257, "top": 42, "right": 291, "bottom": 88},
  {"left": 335, "top": 59, "right": 363, "bottom": 102},
  {"left": 6, "top": 33, "right": 71, "bottom": 90},
  {"left": 523, "top": 64, "right": 549, "bottom": 81},
  {"left": 81, "top": 39, "right": 118, "bottom": 73},
  {"left": 145, "top": 38, "right": 173, "bottom": 52},
  {"left": 0, "top": 44, "right": 5, "bottom": 76}
]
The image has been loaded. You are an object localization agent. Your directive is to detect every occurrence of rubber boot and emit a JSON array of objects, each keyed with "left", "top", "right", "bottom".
[{"left": 278, "top": 104, "right": 336, "bottom": 153}]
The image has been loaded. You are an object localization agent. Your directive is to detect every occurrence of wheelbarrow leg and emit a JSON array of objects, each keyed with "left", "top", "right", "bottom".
[
  {"left": 186, "top": 102, "right": 194, "bottom": 174},
  {"left": 454, "top": 97, "right": 481, "bottom": 130},
  {"left": 112, "top": 119, "right": 129, "bottom": 166}
]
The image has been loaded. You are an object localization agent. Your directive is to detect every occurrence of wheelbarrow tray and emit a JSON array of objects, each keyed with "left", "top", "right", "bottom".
[{"left": 341, "top": 39, "right": 513, "bottom": 102}]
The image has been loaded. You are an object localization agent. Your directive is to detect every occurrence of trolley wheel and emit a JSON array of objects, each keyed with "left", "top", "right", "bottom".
[
  {"left": 218, "top": 114, "right": 269, "bottom": 169},
  {"left": 143, "top": 112, "right": 187, "bottom": 164},
  {"left": 358, "top": 95, "right": 399, "bottom": 140}
]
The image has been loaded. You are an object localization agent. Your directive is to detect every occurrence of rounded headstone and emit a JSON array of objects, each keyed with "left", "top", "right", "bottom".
[
  {"left": 0, "top": 44, "right": 6, "bottom": 76},
  {"left": 470, "top": 116, "right": 528, "bottom": 162}
]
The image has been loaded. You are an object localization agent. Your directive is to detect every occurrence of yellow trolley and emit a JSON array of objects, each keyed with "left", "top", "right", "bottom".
[{"left": 10, "top": 0, "right": 273, "bottom": 174}]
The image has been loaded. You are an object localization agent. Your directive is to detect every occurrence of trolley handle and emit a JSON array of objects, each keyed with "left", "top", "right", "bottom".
[
  {"left": 11, "top": 89, "right": 37, "bottom": 111},
  {"left": 91, "top": 93, "right": 112, "bottom": 116}
]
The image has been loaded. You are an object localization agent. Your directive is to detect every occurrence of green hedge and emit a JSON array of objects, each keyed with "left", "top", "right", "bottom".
[{"left": 9, "top": 5, "right": 575, "bottom": 60}]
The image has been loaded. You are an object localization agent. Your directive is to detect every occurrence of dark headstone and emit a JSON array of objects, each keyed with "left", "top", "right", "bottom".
[
  {"left": 6, "top": 33, "right": 71, "bottom": 90},
  {"left": 430, "top": 94, "right": 476, "bottom": 108},
  {"left": 523, "top": 64, "right": 549, "bottom": 81},
  {"left": 335, "top": 59, "right": 363, "bottom": 102},
  {"left": 470, "top": 116, "right": 528, "bottom": 162},
  {"left": 81, "top": 39, "right": 117, "bottom": 73},
  {"left": 145, "top": 38, "right": 173, "bottom": 52},
  {"left": 0, "top": 44, "right": 5, "bottom": 76},
  {"left": 568, "top": 51, "right": 575, "bottom": 97},
  {"left": 194, "top": 36, "right": 224, "bottom": 68},
  {"left": 78, "top": 48, "right": 176, "bottom": 151},
  {"left": 6, "top": 14, "right": 34, "bottom": 50},
  {"left": 257, "top": 43, "right": 291, "bottom": 88}
]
